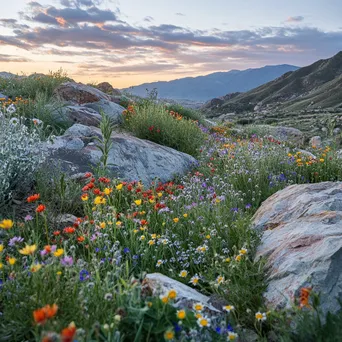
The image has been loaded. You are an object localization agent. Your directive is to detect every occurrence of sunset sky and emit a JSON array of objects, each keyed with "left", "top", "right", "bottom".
[{"left": 1, "top": 0, "right": 342, "bottom": 87}]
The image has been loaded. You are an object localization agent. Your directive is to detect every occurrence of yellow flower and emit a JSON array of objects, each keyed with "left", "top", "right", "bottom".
[
  {"left": 57, "top": 271, "right": 62, "bottom": 275},
  {"left": 195, "top": 312, "right": 202, "bottom": 319},
  {"left": 19, "top": 244, "right": 37, "bottom": 255},
  {"left": 161, "top": 296, "right": 169, "bottom": 304},
  {"left": 173, "top": 218, "right": 179, "bottom": 223},
  {"left": 239, "top": 248, "right": 247, "bottom": 255},
  {"left": 94, "top": 196, "right": 106, "bottom": 205},
  {"left": 133, "top": 229, "right": 139, "bottom": 234},
  {"left": 0, "top": 219, "right": 14, "bottom": 229},
  {"left": 164, "top": 329, "right": 175, "bottom": 340},
  {"left": 179, "top": 270, "right": 188, "bottom": 278},
  {"left": 147, "top": 301, "right": 153, "bottom": 308},
  {"left": 225, "top": 257, "right": 231, "bottom": 263},
  {"left": 148, "top": 239, "right": 155, "bottom": 246},
  {"left": 168, "top": 289, "right": 177, "bottom": 300},
  {"left": 190, "top": 275, "right": 200, "bottom": 285},
  {"left": 151, "top": 233, "right": 157, "bottom": 239},
  {"left": 216, "top": 275, "right": 224, "bottom": 285},
  {"left": 193, "top": 303, "right": 204, "bottom": 312},
  {"left": 183, "top": 213, "right": 188, "bottom": 218},
  {"left": 54, "top": 248, "right": 64, "bottom": 257},
  {"left": 228, "top": 332, "right": 238, "bottom": 340},
  {"left": 104, "top": 187, "right": 112, "bottom": 195},
  {"left": 134, "top": 199, "right": 142, "bottom": 206},
  {"left": 139, "top": 235, "right": 145, "bottom": 241},
  {"left": 81, "top": 194, "right": 89, "bottom": 201},
  {"left": 116, "top": 221, "right": 122, "bottom": 227},
  {"left": 205, "top": 234, "right": 211, "bottom": 239},
  {"left": 30, "top": 264, "right": 42, "bottom": 272},
  {"left": 177, "top": 309, "right": 186, "bottom": 320},
  {"left": 0, "top": 244, "right": 3, "bottom": 253},
  {"left": 116, "top": 184, "right": 123, "bottom": 190},
  {"left": 8, "top": 257, "right": 16, "bottom": 265},
  {"left": 223, "top": 305, "right": 235, "bottom": 313},
  {"left": 0, "top": 263, "right": 3, "bottom": 269},
  {"left": 157, "top": 192, "right": 163, "bottom": 198},
  {"left": 99, "top": 222, "right": 106, "bottom": 229},
  {"left": 235, "top": 254, "right": 242, "bottom": 262},
  {"left": 255, "top": 312, "right": 267, "bottom": 321},
  {"left": 320, "top": 158, "right": 325, "bottom": 163},
  {"left": 197, "top": 316, "right": 210, "bottom": 328}
]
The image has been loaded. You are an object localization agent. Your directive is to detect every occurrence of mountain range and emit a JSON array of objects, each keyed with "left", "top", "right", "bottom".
[
  {"left": 122, "top": 65, "right": 299, "bottom": 101},
  {"left": 202, "top": 51, "right": 342, "bottom": 115}
]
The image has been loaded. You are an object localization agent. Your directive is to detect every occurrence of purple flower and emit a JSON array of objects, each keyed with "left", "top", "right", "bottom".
[
  {"left": 8, "top": 236, "right": 24, "bottom": 246},
  {"left": 245, "top": 203, "right": 252, "bottom": 209},
  {"left": 24, "top": 215, "right": 33, "bottom": 221},
  {"left": 231, "top": 207, "right": 239, "bottom": 213},
  {"left": 123, "top": 247, "right": 130, "bottom": 253},
  {"left": 61, "top": 256, "right": 74, "bottom": 267}
]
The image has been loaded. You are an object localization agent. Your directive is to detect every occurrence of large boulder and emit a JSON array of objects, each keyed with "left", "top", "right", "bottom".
[
  {"left": 53, "top": 105, "right": 102, "bottom": 127},
  {"left": 45, "top": 125, "right": 196, "bottom": 185},
  {"left": 83, "top": 99, "right": 124, "bottom": 125},
  {"left": 54, "top": 82, "right": 111, "bottom": 104},
  {"left": 252, "top": 182, "right": 342, "bottom": 316},
  {"left": 309, "top": 136, "right": 322, "bottom": 148},
  {"left": 268, "top": 126, "right": 305, "bottom": 146},
  {"left": 96, "top": 82, "right": 121, "bottom": 96}
]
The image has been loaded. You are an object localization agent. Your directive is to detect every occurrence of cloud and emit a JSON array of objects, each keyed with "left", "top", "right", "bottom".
[
  {"left": 0, "top": 54, "right": 31, "bottom": 62},
  {"left": 0, "top": 19, "right": 30, "bottom": 30},
  {"left": 144, "top": 16, "right": 154, "bottom": 22},
  {"left": 286, "top": 16, "right": 304, "bottom": 23},
  {"left": 175, "top": 13, "right": 185, "bottom": 16}
]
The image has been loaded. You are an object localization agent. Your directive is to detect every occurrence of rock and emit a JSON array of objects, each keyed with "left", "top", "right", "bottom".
[
  {"left": 144, "top": 273, "right": 220, "bottom": 313},
  {"left": 269, "top": 126, "right": 305, "bottom": 146},
  {"left": 252, "top": 182, "right": 342, "bottom": 316},
  {"left": 54, "top": 213, "right": 78, "bottom": 229},
  {"left": 97, "top": 82, "right": 121, "bottom": 96},
  {"left": 0, "top": 92, "right": 8, "bottom": 100},
  {"left": 45, "top": 126, "right": 197, "bottom": 185},
  {"left": 309, "top": 136, "right": 322, "bottom": 148},
  {"left": 54, "top": 82, "right": 111, "bottom": 104},
  {"left": 83, "top": 99, "right": 124, "bottom": 125},
  {"left": 203, "top": 119, "right": 216, "bottom": 127},
  {"left": 295, "top": 149, "right": 317, "bottom": 159},
  {"left": 337, "top": 150, "right": 342, "bottom": 159},
  {"left": 53, "top": 106, "right": 102, "bottom": 127},
  {"left": 333, "top": 128, "right": 341, "bottom": 136}
]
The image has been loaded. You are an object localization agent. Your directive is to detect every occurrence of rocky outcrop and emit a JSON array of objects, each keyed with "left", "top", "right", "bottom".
[
  {"left": 54, "top": 82, "right": 111, "bottom": 104},
  {"left": 52, "top": 106, "right": 102, "bottom": 127},
  {"left": 309, "top": 136, "right": 322, "bottom": 148},
  {"left": 97, "top": 82, "right": 121, "bottom": 96},
  {"left": 45, "top": 124, "right": 196, "bottom": 184},
  {"left": 252, "top": 182, "right": 342, "bottom": 316},
  {"left": 268, "top": 126, "right": 304, "bottom": 146},
  {"left": 83, "top": 99, "right": 124, "bottom": 125}
]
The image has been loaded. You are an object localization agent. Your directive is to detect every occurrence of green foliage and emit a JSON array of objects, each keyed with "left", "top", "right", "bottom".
[
  {"left": 166, "top": 103, "right": 205, "bottom": 123},
  {"left": 0, "top": 69, "right": 71, "bottom": 100},
  {"left": 123, "top": 102, "right": 205, "bottom": 156}
]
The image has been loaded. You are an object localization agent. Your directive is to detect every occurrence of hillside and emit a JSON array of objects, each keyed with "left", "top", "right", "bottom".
[
  {"left": 202, "top": 51, "right": 342, "bottom": 115},
  {"left": 122, "top": 64, "right": 298, "bottom": 101}
]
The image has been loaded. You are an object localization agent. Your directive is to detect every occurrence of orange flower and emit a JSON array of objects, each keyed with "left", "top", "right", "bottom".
[
  {"left": 36, "top": 204, "right": 46, "bottom": 213},
  {"left": 27, "top": 194, "right": 40, "bottom": 203},
  {"left": 61, "top": 322, "right": 77, "bottom": 342},
  {"left": 299, "top": 287, "right": 312, "bottom": 308},
  {"left": 63, "top": 227, "right": 76, "bottom": 234},
  {"left": 77, "top": 236, "right": 85, "bottom": 242},
  {"left": 33, "top": 304, "right": 58, "bottom": 325}
]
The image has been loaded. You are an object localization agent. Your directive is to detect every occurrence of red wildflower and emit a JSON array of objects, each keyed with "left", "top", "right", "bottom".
[
  {"left": 299, "top": 287, "right": 312, "bottom": 308},
  {"left": 63, "top": 227, "right": 76, "bottom": 234},
  {"left": 27, "top": 194, "right": 40, "bottom": 203},
  {"left": 77, "top": 236, "right": 85, "bottom": 242},
  {"left": 99, "top": 177, "right": 111, "bottom": 184},
  {"left": 87, "top": 182, "right": 95, "bottom": 189},
  {"left": 140, "top": 219, "right": 148, "bottom": 225},
  {"left": 61, "top": 322, "right": 77, "bottom": 342},
  {"left": 33, "top": 304, "right": 58, "bottom": 325},
  {"left": 84, "top": 172, "right": 92, "bottom": 178},
  {"left": 53, "top": 231, "right": 61, "bottom": 236},
  {"left": 82, "top": 185, "right": 89, "bottom": 192},
  {"left": 36, "top": 204, "right": 46, "bottom": 213}
]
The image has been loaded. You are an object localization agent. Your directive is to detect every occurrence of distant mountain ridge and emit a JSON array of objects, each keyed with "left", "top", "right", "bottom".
[
  {"left": 122, "top": 64, "right": 299, "bottom": 101},
  {"left": 202, "top": 51, "right": 342, "bottom": 115}
]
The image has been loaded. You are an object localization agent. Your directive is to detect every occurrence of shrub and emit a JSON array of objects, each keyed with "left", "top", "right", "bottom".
[
  {"left": 0, "top": 69, "right": 71, "bottom": 100},
  {"left": 0, "top": 111, "right": 46, "bottom": 206},
  {"left": 123, "top": 102, "right": 205, "bottom": 156},
  {"left": 165, "top": 103, "right": 205, "bottom": 123}
]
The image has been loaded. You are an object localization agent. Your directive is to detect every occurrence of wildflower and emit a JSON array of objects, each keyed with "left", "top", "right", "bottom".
[
  {"left": 216, "top": 275, "right": 225, "bottom": 285},
  {"left": 30, "top": 264, "right": 42, "bottom": 272},
  {"left": 239, "top": 247, "right": 248, "bottom": 255},
  {"left": 299, "top": 287, "right": 312, "bottom": 308},
  {"left": 164, "top": 329, "right": 175, "bottom": 340},
  {"left": 77, "top": 236, "right": 85, "bottom": 242},
  {"left": 116, "top": 184, "right": 123, "bottom": 190},
  {"left": 0, "top": 263, "right": 3, "bottom": 269},
  {"left": 104, "top": 293, "right": 113, "bottom": 301},
  {"left": 139, "top": 235, "right": 146, "bottom": 241},
  {"left": 8, "top": 236, "right": 24, "bottom": 246},
  {"left": 193, "top": 303, "right": 204, "bottom": 312},
  {"left": 205, "top": 234, "right": 211, "bottom": 239},
  {"left": 8, "top": 257, "right": 16, "bottom": 265},
  {"left": 255, "top": 312, "right": 267, "bottom": 322},
  {"left": 0, "top": 244, "right": 3, "bottom": 252},
  {"left": 81, "top": 193, "right": 89, "bottom": 201},
  {"left": 0, "top": 219, "right": 14, "bottom": 229},
  {"left": 179, "top": 270, "right": 188, "bottom": 278},
  {"left": 99, "top": 222, "right": 106, "bottom": 229},
  {"left": 197, "top": 316, "right": 210, "bottom": 328},
  {"left": 63, "top": 227, "right": 75, "bottom": 234},
  {"left": 24, "top": 215, "right": 33, "bottom": 221},
  {"left": 116, "top": 221, "right": 122, "bottom": 226},
  {"left": 36, "top": 204, "right": 46, "bottom": 213},
  {"left": 148, "top": 239, "right": 155, "bottom": 246},
  {"left": 319, "top": 158, "right": 324, "bottom": 163},
  {"left": 173, "top": 218, "right": 179, "bottom": 223},
  {"left": 94, "top": 196, "right": 106, "bottom": 205},
  {"left": 27, "top": 194, "right": 40, "bottom": 203},
  {"left": 223, "top": 305, "right": 235, "bottom": 313},
  {"left": 54, "top": 248, "right": 64, "bottom": 257},
  {"left": 33, "top": 304, "right": 58, "bottom": 325},
  {"left": 61, "top": 256, "right": 74, "bottom": 267},
  {"left": 156, "top": 259, "right": 163, "bottom": 267},
  {"left": 228, "top": 332, "right": 238, "bottom": 340},
  {"left": 19, "top": 244, "right": 37, "bottom": 255},
  {"left": 175, "top": 308, "right": 187, "bottom": 320},
  {"left": 134, "top": 199, "right": 142, "bottom": 206},
  {"left": 114, "top": 314, "right": 121, "bottom": 322},
  {"left": 190, "top": 275, "right": 200, "bottom": 286},
  {"left": 235, "top": 254, "right": 242, "bottom": 262},
  {"left": 225, "top": 257, "right": 231, "bottom": 263},
  {"left": 168, "top": 289, "right": 177, "bottom": 300},
  {"left": 183, "top": 213, "right": 188, "bottom": 218},
  {"left": 160, "top": 295, "right": 169, "bottom": 304},
  {"left": 104, "top": 187, "right": 112, "bottom": 195},
  {"left": 60, "top": 322, "right": 76, "bottom": 342}
]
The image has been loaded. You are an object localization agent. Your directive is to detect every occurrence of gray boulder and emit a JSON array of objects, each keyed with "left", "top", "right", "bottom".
[
  {"left": 252, "top": 182, "right": 342, "bottom": 316},
  {"left": 0, "top": 93, "right": 8, "bottom": 100},
  {"left": 45, "top": 125, "right": 196, "bottom": 184},
  {"left": 52, "top": 106, "right": 102, "bottom": 127},
  {"left": 269, "top": 126, "right": 304, "bottom": 146},
  {"left": 54, "top": 82, "right": 111, "bottom": 104},
  {"left": 309, "top": 135, "right": 322, "bottom": 148},
  {"left": 83, "top": 99, "right": 124, "bottom": 125}
]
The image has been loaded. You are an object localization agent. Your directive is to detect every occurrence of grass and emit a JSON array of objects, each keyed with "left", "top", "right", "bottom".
[
  {"left": 165, "top": 103, "right": 206, "bottom": 123},
  {"left": 123, "top": 101, "right": 206, "bottom": 156}
]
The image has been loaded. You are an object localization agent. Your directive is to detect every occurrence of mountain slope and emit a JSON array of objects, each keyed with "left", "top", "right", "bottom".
[
  {"left": 202, "top": 51, "right": 342, "bottom": 115},
  {"left": 122, "top": 65, "right": 299, "bottom": 101}
]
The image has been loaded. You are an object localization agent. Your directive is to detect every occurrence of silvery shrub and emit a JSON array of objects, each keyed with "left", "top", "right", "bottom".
[{"left": 0, "top": 109, "right": 46, "bottom": 204}]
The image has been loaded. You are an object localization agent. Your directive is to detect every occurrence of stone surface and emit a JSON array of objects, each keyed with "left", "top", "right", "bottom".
[
  {"left": 54, "top": 106, "right": 102, "bottom": 127},
  {"left": 97, "top": 82, "right": 121, "bottom": 96},
  {"left": 0, "top": 92, "right": 8, "bottom": 100},
  {"left": 309, "top": 135, "right": 322, "bottom": 148},
  {"left": 144, "top": 273, "right": 221, "bottom": 313},
  {"left": 54, "top": 82, "right": 111, "bottom": 104},
  {"left": 268, "top": 126, "right": 305, "bottom": 146},
  {"left": 45, "top": 125, "right": 197, "bottom": 185},
  {"left": 83, "top": 99, "right": 124, "bottom": 125},
  {"left": 252, "top": 182, "right": 342, "bottom": 316}
]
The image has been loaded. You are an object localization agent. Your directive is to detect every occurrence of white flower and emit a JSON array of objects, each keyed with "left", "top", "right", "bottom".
[
  {"left": 6, "top": 104, "right": 16, "bottom": 114},
  {"left": 228, "top": 331, "right": 238, "bottom": 340},
  {"left": 9, "top": 117, "right": 19, "bottom": 126},
  {"left": 32, "top": 118, "right": 43, "bottom": 125}
]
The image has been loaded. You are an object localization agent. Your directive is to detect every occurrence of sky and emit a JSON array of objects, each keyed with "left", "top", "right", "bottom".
[{"left": 0, "top": 0, "right": 342, "bottom": 88}]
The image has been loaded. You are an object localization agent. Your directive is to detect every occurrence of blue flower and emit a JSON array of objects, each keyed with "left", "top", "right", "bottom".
[{"left": 123, "top": 247, "right": 130, "bottom": 254}]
